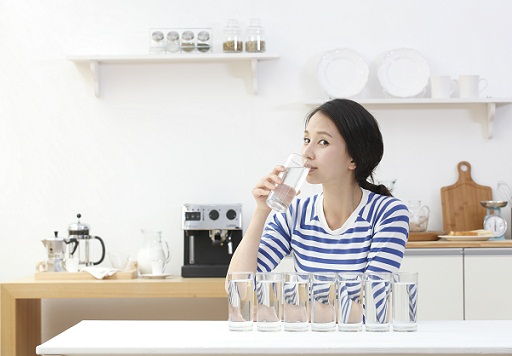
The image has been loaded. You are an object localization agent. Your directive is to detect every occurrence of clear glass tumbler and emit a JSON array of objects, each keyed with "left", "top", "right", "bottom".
[
  {"left": 283, "top": 272, "right": 310, "bottom": 331},
  {"left": 364, "top": 272, "right": 392, "bottom": 332},
  {"left": 392, "top": 272, "right": 418, "bottom": 332},
  {"left": 266, "top": 153, "right": 309, "bottom": 213},
  {"left": 337, "top": 272, "right": 364, "bottom": 332},
  {"left": 310, "top": 273, "right": 336, "bottom": 332},
  {"left": 227, "top": 272, "right": 254, "bottom": 331},
  {"left": 255, "top": 272, "right": 282, "bottom": 331}
]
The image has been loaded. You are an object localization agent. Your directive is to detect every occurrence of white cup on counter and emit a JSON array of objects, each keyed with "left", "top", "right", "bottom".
[
  {"left": 458, "top": 75, "right": 488, "bottom": 98},
  {"left": 430, "top": 76, "right": 457, "bottom": 99}
]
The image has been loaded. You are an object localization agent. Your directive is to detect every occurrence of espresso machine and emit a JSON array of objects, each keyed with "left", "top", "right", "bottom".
[
  {"left": 67, "top": 213, "right": 106, "bottom": 267},
  {"left": 181, "top": 204, "right": 243, "bottom": 277}
]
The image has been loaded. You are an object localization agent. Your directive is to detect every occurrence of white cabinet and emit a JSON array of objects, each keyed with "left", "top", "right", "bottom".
[
  {"left": 401, "top": 249, "right": 464, "bottom": 320},
  {"left": 464, "top": 248, "right": 512, "bottom": 320}
]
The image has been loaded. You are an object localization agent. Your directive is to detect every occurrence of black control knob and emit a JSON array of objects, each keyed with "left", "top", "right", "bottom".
[
  {"left": 226, "top": 209, "right": 237, "bottom": 220},
  {"left": 209, "top": 209, "right": 219, "bottom": 220}
]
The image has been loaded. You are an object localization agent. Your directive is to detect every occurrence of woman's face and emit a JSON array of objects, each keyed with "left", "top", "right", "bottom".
[{"left": 302, "top": 111, "right": 355, "bottom": 185}]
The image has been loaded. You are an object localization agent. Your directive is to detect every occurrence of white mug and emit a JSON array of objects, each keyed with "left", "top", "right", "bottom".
[
  {"left": 430, "top": 76, "right": 456, "bottom": 99},
  {"left": 458, "top": 75, "right": 488, "bottom": 98}
]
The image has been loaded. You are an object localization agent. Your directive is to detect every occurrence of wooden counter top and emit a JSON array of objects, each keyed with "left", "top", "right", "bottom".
[{"left": 406, "top": 240, "right": 512, "bottom": 248}]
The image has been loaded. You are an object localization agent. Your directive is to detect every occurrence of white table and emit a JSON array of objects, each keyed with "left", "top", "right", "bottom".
[{"left": 36, "top": 320, "right": 512, "bottom": 355}]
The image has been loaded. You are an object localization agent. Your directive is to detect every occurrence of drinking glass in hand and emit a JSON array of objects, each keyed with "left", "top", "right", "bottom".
[
  {"left": 255, "top": 272, "right": 283, "bottom": 331},
  {"left": 337, "top": 272, "right": 364, "bottom": 332},
  {"left": 310, "top": 273, "right": 336, "bottom": 332},
  {"left": 392, "top": 272, "right": 418, "bottom": 332},
  {"left": 364, "top": 272, "right": 392, "bottom": 332},
  {"left": 266, "top": 153, "right": 309, "bottom": 213},
  {"left": 227, "top": 272, "right": 254, "bottom": 331},
  {"left": 283, "top": 272, "right": 310, "bottom": 332}
]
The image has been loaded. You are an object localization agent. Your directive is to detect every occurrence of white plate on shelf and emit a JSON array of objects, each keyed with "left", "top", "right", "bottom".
[
  {"left": 139, "top": 273, "right": 173, "bottom": 279},
  {"left": 377, "top": 48, "right": 430, "bottom": 97},
  {"left": 438, "top": 235, "right": 493, "bottom": 241},
  {"left": 317, "top": 48, "right": 369, "bottom": 98}
]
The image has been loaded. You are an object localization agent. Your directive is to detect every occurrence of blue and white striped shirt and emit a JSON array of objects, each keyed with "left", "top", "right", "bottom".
[{"left": 256, "top": 188, "right": 409, "bottom": 273}]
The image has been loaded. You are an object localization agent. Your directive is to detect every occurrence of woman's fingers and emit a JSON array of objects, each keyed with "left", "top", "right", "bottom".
[{"left": 253, "top": 188, "right": 271, "bottom": 197}]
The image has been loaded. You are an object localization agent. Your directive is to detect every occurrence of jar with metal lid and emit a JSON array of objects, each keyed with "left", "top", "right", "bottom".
[
  {"left": 149, "top": 29, "right": 166, "bottom": 54},
  {"left": 223, "top": 19, "right": 243, "bottom": 53},
  {"left": 166, "top": 30, "right": 180, "bottom": 53},
  {"left": 181, "top": 30, "right": 195, "bottom": 52},
  {"left": 245, "top": 18, "right": 265, "bottom": 53},
  {"left": 197, "top": 30, "right": 211, "bottom": 53}
]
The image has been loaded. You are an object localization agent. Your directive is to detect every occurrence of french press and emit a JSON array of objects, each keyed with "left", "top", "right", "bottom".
[{"left": 68, "top": 213, "right": 106, "bottom": 267}]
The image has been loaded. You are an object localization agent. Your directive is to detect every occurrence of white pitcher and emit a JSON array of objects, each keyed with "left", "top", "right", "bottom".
[{"left": 136, "top": 229, "right": 170, "bottom": 275}]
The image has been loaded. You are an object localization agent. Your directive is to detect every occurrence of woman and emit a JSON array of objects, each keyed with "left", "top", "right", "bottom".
[{"left": 227, "top": 98, "right": 409, "bottom": 276}]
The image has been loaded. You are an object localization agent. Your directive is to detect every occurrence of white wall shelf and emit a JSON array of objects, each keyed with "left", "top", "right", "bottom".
[
  {"left": 68, "top": 53, "right": 280, "bottom": 97},
  {"left": 305, "top": 98, "right": 512, "bottom": 139}
]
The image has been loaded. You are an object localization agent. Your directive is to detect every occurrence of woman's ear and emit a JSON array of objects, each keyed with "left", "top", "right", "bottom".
[{"left": 349, "top": 159, "right": 356, "bottom": 170}]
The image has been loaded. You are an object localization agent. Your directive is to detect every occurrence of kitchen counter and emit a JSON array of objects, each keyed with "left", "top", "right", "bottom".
[
  {"left": 0, "top": 277, "right": 227, "bottom": 356},
  {"left": 36, "top": 320, "right": 512, "bottom": 355},
  {"left": 407, "top": 240, "right": 512, "bottom": 248}
]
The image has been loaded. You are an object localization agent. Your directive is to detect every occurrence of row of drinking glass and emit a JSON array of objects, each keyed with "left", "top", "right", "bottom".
[{"left": 227, "top": 271, "right": 418, "bottom": 332}]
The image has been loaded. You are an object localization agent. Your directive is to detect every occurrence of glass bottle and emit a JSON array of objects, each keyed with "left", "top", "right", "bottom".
[
  {"left": 223, "top": 19, "right": 243, "bottom": 53},
  {"left": 245, "top": 18, "right": 265, "bottom": 53}
]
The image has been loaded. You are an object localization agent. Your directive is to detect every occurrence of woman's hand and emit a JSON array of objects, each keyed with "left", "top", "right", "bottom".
[{"left": 252, "top": 165, "right": 285, "bottom": 211}]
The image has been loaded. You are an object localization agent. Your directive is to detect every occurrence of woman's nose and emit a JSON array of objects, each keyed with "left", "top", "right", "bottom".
[{"left": 302, "top": 146, "right": 314, "bottom": 160}]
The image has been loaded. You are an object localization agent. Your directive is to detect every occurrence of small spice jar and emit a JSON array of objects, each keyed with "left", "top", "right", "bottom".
[
  {"left": 166, "top": 31, "right": 180, "bottom": 53},
  {"left": 181, "top": 30, "right": 195, "bottom": 52},
  {"left": 245, "top": 18, "right": 265, "bottom": 53},
  {"left": 223, "top": 19, "right": 243, "bottom": 53},
  {"left": 149, "top": 30, "right": 166, "bottom": 54},
  {"left": 196, "top": 30, "right": 211, "bottom": 53}
]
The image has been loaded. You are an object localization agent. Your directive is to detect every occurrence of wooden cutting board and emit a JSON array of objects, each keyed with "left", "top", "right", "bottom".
[{"left": 441, "top": 161, "right": 492, "bottom": 232}]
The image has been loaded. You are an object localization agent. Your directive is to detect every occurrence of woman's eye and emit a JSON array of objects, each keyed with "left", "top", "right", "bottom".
[
  {"left": 303, "top": 137, "right": 310, "bottom": 144},
  {"left": 319, "top": 139, "right": 329, "bottom": 145}
]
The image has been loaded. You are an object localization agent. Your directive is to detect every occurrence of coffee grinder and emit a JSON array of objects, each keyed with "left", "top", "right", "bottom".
[{"left": 181, "top": 204, "right": 243, "bottom": 277}]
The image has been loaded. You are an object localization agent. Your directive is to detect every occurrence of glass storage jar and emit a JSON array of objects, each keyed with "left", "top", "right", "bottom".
[
  {"left": 166, "top": 30, "right": 180, "bottom": 53},
  {"left": 223, "top": 19, "right": 243, "bottom": 53},
  {"left": 245, "top": 18, "right": 265, "bottom": 53},
  {"left": 149, "top": 29, "right": 166, "bottom": 54},
  {"left": 197, "top": 30, "right": 211, "bottom": 53},
  {"left": 180, "top": 30, "right": 195, "bottom": 52}
]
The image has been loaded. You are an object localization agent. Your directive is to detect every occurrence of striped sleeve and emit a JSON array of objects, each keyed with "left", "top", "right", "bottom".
[
  {"left": 366, "top": 198, "right": 409, "bottom": 273},
  {"left": 256, "top": 210, "right": 293, "bottom": 272}
]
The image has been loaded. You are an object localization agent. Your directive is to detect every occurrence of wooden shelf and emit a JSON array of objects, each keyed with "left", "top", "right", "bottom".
[
  {"left": 305, "top": 98, "right": 512, "bottom": 139},
  {"left": 68, "top": 53, "right": 280, "bottom": 97}
]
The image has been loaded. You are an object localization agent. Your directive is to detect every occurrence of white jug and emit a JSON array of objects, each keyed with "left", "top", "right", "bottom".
[{"left": 136, "top": 229, "right": 170, "bottom": 275}]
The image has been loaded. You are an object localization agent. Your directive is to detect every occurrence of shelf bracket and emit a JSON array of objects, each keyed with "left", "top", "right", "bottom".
[
  {"left": 486, "top": 103, "right": 495, "bottom": 139},
  {"left": 90, "top": 61, "right": 100, "bottom": 97},
  {"left": 251, "top": 59, "right": 258, "bottom": 95}
]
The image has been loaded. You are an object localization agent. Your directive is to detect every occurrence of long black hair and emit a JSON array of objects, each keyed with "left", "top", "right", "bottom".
[{"left": 305, "top": 98, "right": 392, "bottom": 197}]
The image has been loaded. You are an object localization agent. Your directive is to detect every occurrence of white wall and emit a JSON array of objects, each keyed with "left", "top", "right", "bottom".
[{"left": 1, "top": 0, "right": 512, "bottom": 340}]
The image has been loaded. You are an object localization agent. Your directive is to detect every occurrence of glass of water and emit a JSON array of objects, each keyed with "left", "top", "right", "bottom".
[
  {"left": 392, "top": 272, "right": 418, "bottom": 332},
  {"left": 283, "top": 272, "right": 310, "bottom": 332},
  {"left": 310, "top": 273, "right": 336, "bottom": 332},
  {"left": 364, "top": 272, "right": 392, "bottom": 332},
  {"left": 337, "top": 272, "right": 364, "bottom": 332},
  {"left": 227, "top": 272, "right": 254, "bottom": 331},
  {"left": 266, "top": 153, "right": 310, "bottom": 213},
  {"left": 255, "top": 272, "right": 282, "bottom": 331}
]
